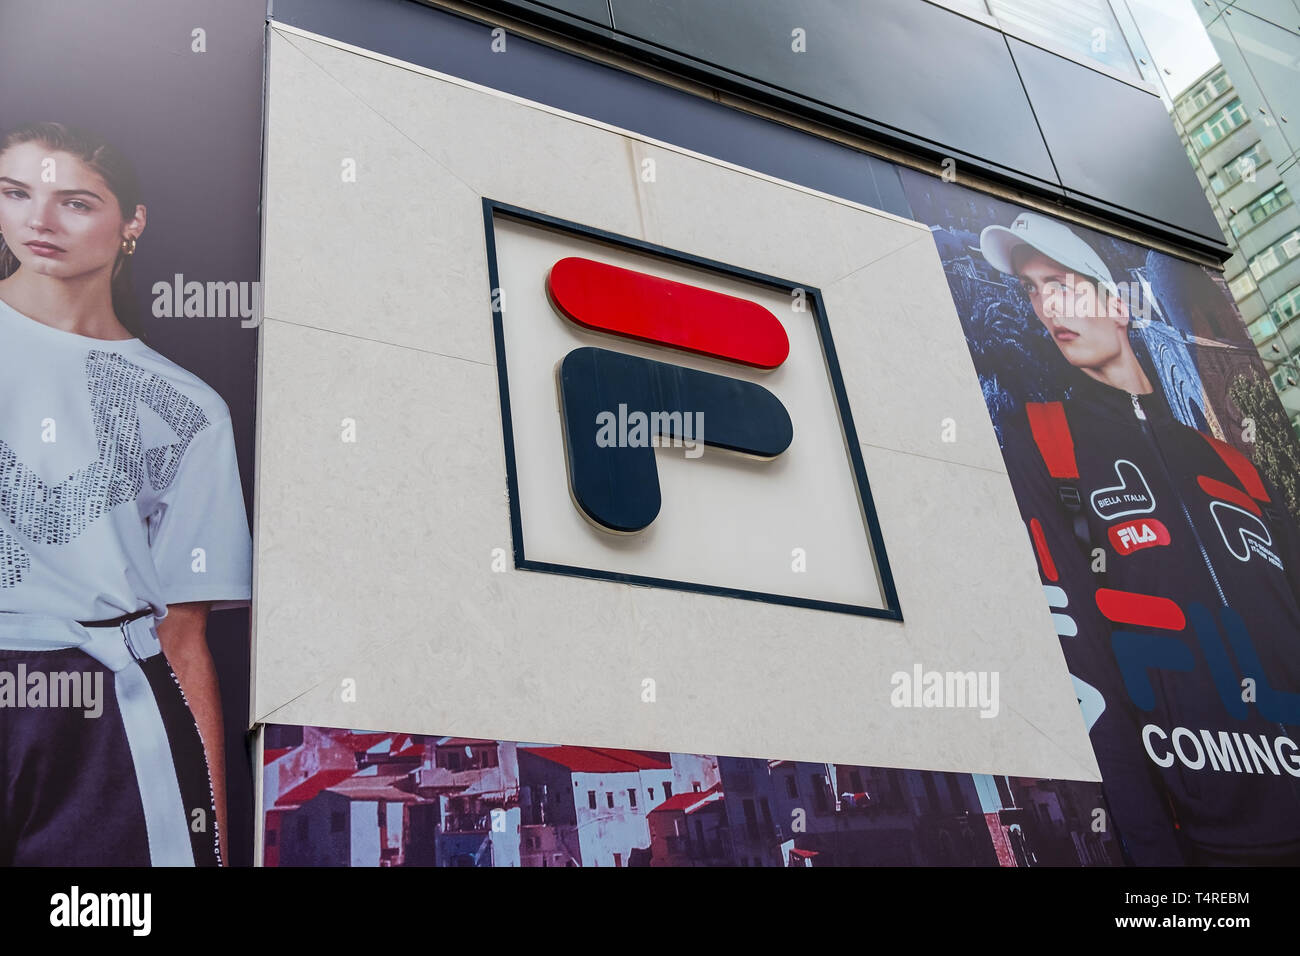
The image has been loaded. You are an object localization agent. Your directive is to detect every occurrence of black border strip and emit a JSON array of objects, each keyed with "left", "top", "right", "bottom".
[
  {"left": 482, "top": 197, "right": 903, "bottom": 621},
  {"left": 455, "top": 0, "right": 1228, "bottom": 259}
]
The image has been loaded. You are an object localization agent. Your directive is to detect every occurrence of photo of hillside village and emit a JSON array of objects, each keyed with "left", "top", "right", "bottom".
[{"left": 263, "top": 725, "right": 1122, "bottom": 867}]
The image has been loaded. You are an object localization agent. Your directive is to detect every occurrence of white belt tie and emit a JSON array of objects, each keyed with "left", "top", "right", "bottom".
[{"left": 0, "top": 610, "right": 196, "bottom": 866}]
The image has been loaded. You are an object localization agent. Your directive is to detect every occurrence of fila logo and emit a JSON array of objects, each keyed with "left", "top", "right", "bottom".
[
  {"left": 1209, "top": 501, "right": 1281, "bottom": 567},
  {"left": 1090, "top": 459, "right": 1155, "bottom": 520},
  {"left": 1107, "top": 518, "right": 1170, "bottom": 556},
  {"left": 549, "top": 257, "right": 793, "bottom": 534},
  {"left": 1196, "top": 474, "right": 1283, "bottom": 568},
  {"left": 1071, "top": 674, "right": 1105, "bottom": 733},
  {"left": 485, "top": 201, "right": 900, "bottom": 618}
]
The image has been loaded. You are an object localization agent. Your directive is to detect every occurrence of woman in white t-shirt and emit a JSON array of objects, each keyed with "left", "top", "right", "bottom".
[{"left": 0, "top": 122, "right": 252, "bottom": 866}]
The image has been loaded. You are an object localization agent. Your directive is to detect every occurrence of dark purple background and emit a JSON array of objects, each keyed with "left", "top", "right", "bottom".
[{"left": 0, "top": 0, "right": 267, "bottom": 865}]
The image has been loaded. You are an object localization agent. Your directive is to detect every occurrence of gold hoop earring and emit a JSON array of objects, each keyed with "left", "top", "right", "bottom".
[{"left": 121, "top": 236, "right": 137, "bottom": 256}]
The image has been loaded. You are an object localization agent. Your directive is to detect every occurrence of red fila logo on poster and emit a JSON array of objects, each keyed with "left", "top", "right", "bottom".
[{"left": 1108, "top": 518, "right": 1171, "bottom": 555}]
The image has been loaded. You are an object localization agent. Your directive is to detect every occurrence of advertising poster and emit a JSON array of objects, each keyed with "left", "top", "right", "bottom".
[
  {"left": 0, "top": 0, "right": 264, "bottom": 865},
  {"left": 261, "top": 723, "right": 1119, "bottom": 867},
  {"left": 899, "top": 168, "right": 1300, "bottom": 865}
]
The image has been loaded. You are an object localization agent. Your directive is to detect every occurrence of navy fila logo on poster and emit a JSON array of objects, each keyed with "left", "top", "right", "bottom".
[
  {"left": 482, "top": 200, "right": 902, "bottom": 620},
  {"left": 548, "top": 257, "right": 793, "bottom": 533}
]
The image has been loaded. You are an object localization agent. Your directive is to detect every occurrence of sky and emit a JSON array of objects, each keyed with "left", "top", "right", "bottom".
[{"left": 1118, "top": 0, "right": 1222, "bottom": 97}]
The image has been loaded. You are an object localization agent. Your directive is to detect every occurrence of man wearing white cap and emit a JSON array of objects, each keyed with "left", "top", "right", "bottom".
[
  {"left": 980, "top": 211, "right": 1151, "bottom": 396},
  {"left": 979, "top": 211, "right": 1300, "bottom": 866}
]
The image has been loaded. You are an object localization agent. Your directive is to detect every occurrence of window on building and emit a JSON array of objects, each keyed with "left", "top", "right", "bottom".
[
  {"left": 994, "top": 775, "right": 1016, "bottom": 808},
  {"left": 1249, "top": 230, "right": 1300, "bottom": 280},
  {"left": 742, "top": 799, "right": 759, "bottom": 838},
  {"left": 784, "top": 775, "right": 798, "bottom": 799},
  {"left": 613, "top": 853, "right": 623, "bottom": 868},
  {"left": 628, "top": 788, "right": 637, "bottom": 809},
  {"left": 887, "top": 771, "right": 904, "bottom": 809},
  {"left": 930, "top": 0, "right": 993, "bottom": 18},
  {"left": 946, "top": 773, "right": 967, "bottom": 812},
  {"left": 1270, "top": 285, "right": 1300, "bottom": 330},
  {"left": 849, "top": 770, "right": 864, "bottom": 793},
  {"left": 1248, "top": 315, "right": 1278, "bottom": 345},
  {"left": 1219, "top": 143, "right": 1268, "bottom": 192},
  {"left": 588, "top": 790, "right": 597, "bottom": 810},
  {"left": 1192, "top": 98, "right": 1247, "bottom": 154},
  {"left": 1228, "top": 270, "right": 1257, "bottom": 301},
  {"left": 330, "top": 811, "right": 346, "bottom": 833},
  {"left": 811, "top": 775, "right": 828, "bottom": 813},
  {"left": 1177, "top": 70, "right": 1232, "bottom": 121},
  {"left": 606, "top": 792, "right": 615, "bottom": 809},
  {"left": 692, "top": 781, "right": 702, "bottom": 793},
  {"left": 1231, "top": 184, "right": 1291, "bottom": 237},
  {"left": 446, "top": 750, "right": 461, "bottom": 772},
  {"left": 663, "top": 782, "right": 673, "bottom": 798},
  {"left": 923, "top": 774, "right": 941, "bottom": 813},
  {"left": 759, "top": 797, "right": 773, "bottom": 831},
  {"left": 986, "top": 0, "right": 1140, "bottom": 77}
]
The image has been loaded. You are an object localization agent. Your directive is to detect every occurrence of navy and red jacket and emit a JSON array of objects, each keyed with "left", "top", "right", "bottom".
[{"left": 1001, "top": 366, "right": 1300, "bottom": 864}]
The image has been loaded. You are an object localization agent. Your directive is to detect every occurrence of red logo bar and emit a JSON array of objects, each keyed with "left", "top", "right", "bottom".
[
  {"left": 1095, "top": 588, "right": 1186, "bottom": 631},
  {"left": 1197, "top": 475, "right": 1261, "bottom": 516},
  {"left": 547, "top": 256, "right": 790, "bottom": 369},
  {"left": 1107, "top": 518, "right": 1171, "bottom": 556}
]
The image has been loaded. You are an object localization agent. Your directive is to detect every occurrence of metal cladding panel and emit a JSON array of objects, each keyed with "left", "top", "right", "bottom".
[
  {"left": 606, "top": 0, "right": 1060, "bottom": 184},
  {"left": 271, "top": 0, "right": 913, "bottom": 218},
  {"left": 532, "top": 0, "right": 613, "bottom": 26},
  {"left": 1007, "top": 38, "right": 1226, "bottom": 245}
]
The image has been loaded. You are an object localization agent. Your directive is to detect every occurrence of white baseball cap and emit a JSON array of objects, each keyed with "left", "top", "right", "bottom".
[{"left": 980, "top": 212, "right": 1117, "bottom": 295}]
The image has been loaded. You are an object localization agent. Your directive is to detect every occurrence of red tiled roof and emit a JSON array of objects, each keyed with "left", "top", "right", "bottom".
[
  {"left": 336, "top": 732, "right": 393, "bottom": 753},
  {"left": 263, "top": 747, "right": 292, "bottom": 766},
  {"left": 521, "top": 746, "right": 670, "bottom": 774},
  {"left": 390, "top": 736, "right": 424, "bottom": 759},
  {"left": 276, "top": 768, "right": 357, "bottom": 808},
  {"left": 436, "top": 737, "right": 496, "bottom": 747},
  {"left": 649, "top": 783, "right": 724, "bottom": 815},
  {"left": 583, "top": 748, "right": 672, "bottom": 771}
]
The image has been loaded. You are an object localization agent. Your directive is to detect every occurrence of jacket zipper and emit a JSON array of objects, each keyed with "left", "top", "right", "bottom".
[
  {"left": 1130, "top": 393, "right": 1228, "bottom": 607},
  {"left": 1132, "top": 394, "right": 1300, "bottom": 834}
]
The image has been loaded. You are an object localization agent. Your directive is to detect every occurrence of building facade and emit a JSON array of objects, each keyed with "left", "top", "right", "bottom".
[
  {"left": 6, "top": 0, "right": 1300, "bottom": 871},
  {"left": 1172, "top": 64, "right": 1300, "bottom": 432}
]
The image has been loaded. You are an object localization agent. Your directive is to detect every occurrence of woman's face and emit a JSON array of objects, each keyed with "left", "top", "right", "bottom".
[{"left": 0, "top": 142, "right": 142, "bottom": 282}]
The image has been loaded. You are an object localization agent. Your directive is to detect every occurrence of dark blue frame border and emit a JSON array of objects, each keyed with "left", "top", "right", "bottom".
[{"left": 483, "top": 198, "right": 903, "bottom": 621}]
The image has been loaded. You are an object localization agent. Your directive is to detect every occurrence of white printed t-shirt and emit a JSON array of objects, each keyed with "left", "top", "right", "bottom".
[{"left": 0, "top": 295, "right": 252, "bottom": 622}]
